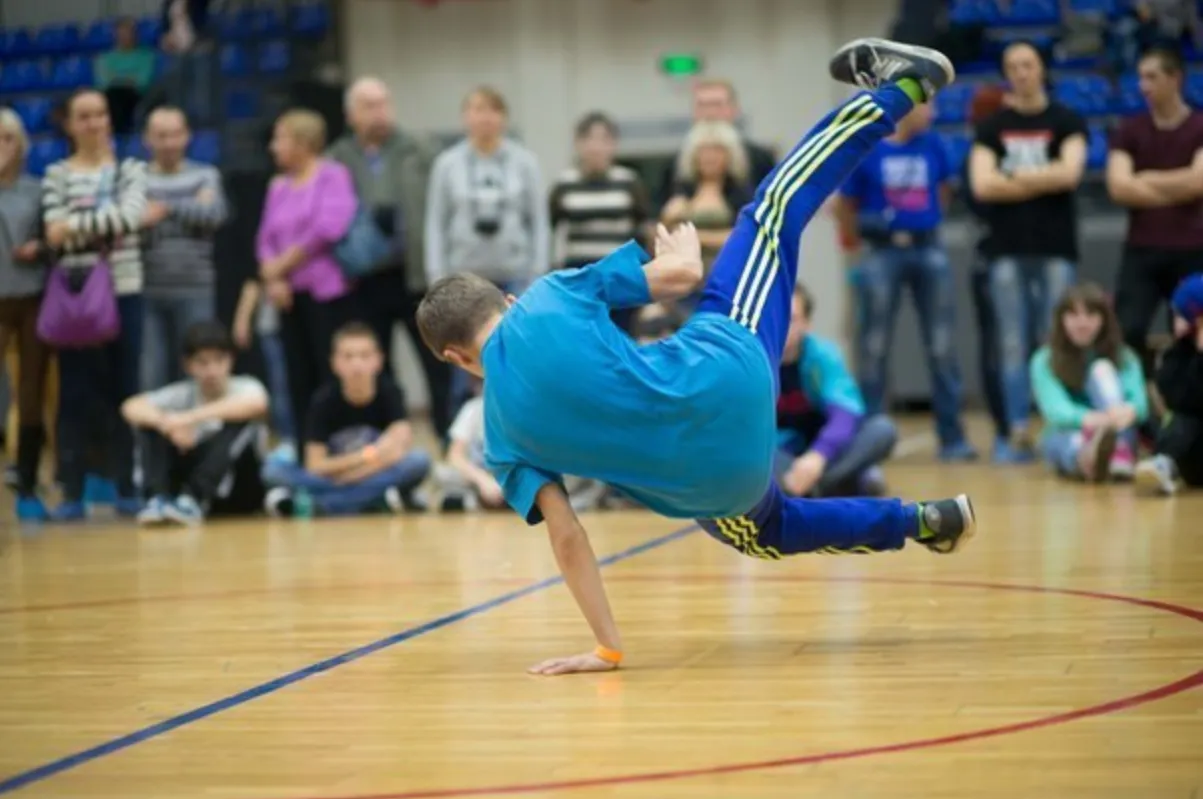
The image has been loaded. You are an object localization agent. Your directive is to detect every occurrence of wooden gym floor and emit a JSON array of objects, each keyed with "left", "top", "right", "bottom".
[{"left": 1, "top": 418, "right": 1201, "bottom": 799}]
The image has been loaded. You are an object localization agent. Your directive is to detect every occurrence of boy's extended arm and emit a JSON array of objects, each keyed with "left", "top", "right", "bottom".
[{"left": 527, "top": 482, "right": 623, "bottom": 676}]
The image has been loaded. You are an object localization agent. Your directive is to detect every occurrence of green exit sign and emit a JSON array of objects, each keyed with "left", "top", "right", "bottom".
[{"left": 660, "top": 53, "right": 703, "bottom": 77}]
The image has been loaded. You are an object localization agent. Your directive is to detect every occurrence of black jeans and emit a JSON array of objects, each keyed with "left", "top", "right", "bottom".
[
  {"left": 970, "top": 256, "right": 1008, "bottom": 441},
  {"left": 1158, "top": 413, "right": 1203, "bottom": 487},
  {"left": 353, "top": 268, "right": 453, "bottom": 441},
  {"left": 1115, "top": 245, "right": 1203, "bottom": 376},
  {"left": 141, "top": 422, "right": 266, "bottom": 514},
  {"left": 57, "top": 294, "right": 144, "bottom": 502},
  {"left": 279, "top": 291, "right": 358, "bottom": 445}
]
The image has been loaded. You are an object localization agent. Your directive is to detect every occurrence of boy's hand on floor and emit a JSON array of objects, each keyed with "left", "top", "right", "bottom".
[{"left": 528, "top": 651, "right": 618, "bottom": 676}]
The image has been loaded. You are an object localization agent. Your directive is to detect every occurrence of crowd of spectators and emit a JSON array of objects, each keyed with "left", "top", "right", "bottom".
[{"left": 2, "top": 27, "right": 1203, "bottom": 526}]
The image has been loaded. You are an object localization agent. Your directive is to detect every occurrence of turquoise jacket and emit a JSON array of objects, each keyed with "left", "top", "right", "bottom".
[{"left": 1029, "top": 345, "right": 1148, "bottom": 433}]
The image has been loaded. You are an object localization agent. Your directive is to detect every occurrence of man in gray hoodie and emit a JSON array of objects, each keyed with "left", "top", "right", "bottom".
[{"left": 327, "top": 76, "right": 452, "bottom": 440}]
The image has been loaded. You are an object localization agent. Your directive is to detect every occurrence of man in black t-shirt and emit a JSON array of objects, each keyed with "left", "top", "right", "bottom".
[
  {"left": 969, "top": 40, "right": 1087, "bottom": 462},
  {"left": 262, "top": 322, "right": 432, "bottom": 516}
]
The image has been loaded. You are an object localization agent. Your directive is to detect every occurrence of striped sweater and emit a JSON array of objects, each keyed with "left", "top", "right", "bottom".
[
  {"left": 42, "top": 157, "right": 148, "bottom": 295},
  {"left": 143, "top": 160, "right": 228, "bottom": 296}
]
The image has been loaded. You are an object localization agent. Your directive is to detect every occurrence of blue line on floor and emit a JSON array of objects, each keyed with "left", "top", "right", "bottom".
[{"left": 0, "top": 524, "right": 699, "bottom": 794}]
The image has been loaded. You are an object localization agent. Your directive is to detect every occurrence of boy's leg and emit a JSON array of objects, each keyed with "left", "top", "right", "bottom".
[
  {"left": 180, "top": 423, "right": 264, "bottom": 508},
  {"left": 696, "top": 85, "right": 915, "bottom": 370},
  {"left": 698, "top": 482, "right": 974, "bottom": 559},
  {"left": 312, "top": 451, "right": 433, "bottom": 515},
  {"left": 816, "top": 414, "right": 898, "bottom": 494}
]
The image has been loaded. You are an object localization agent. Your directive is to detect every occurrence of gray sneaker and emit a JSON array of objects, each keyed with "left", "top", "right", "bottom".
[
  {"left": 829, "top": 37, "right": 956, "bottom": 101},
  {"left": 915, "top": 494, "right": 977, "bottom": 554},
  {"left": 1135, "top": 454, "right": 1181, "bottom": 496}
]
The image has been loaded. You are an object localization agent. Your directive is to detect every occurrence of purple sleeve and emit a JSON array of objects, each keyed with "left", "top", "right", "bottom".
[
  {"left": 810, "top": 405, "right": 860, "bottom": 462},
  {"left": 293, "top": 161, "right": 357, "bottom": 257}
]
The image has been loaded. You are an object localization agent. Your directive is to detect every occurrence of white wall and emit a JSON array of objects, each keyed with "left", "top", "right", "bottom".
[{"left": 344, "top": 0, "right": 895, "bottom": 410}]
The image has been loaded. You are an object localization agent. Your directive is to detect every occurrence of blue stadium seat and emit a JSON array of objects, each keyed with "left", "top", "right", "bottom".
[
  {"left": 293, "top": 2, "right": 330, "bottom": 37},
  {"left": 12, "top": 98, "right": 53, "bottom": 135},
  {"left": 225, "top": 87, "right": 260, "bottom": 120},
  {"left": 1087, "top": 125, "right": 1109, "bottom": 170},
  {"left": 1002, "top": 0, "right": 1060, "bottom": 25},
  {"left": 34, "top": 24, "right": 80, "bottom": 56},
  {"left": 1187, "top": 72, "right": 1203, "bottom": 107},
  {"left": 220, "top": 44, "right": 250, "bottom": 77},
  {"left": 950, "top": 0, "right": 1002, "bottom": 25},
  {"left": 252, "top": 6, "right": 286, "bottom": 38},
  {"left": 50, "top": 56, "right": 93, "bottom": 90},
  {"left": 1053, "top": 74, "right": 1112, "bottom": 116},
  {"left": 0, "top": 61, "right": 48, "bottom": 93},
  {"left": 935, "top": 83, "right": 974, "bottom": 124},
  {"left": 1068, "top": 0, "right": 1117, "bottom": 15},
  {"left": 1111, "top": 73, "right": 1143, "bottom": 114},
  {"left": 118, "top": 134, "right": 148, "bottom": 161},
  {"left": 188, "top": 130, "right": 221, "bottom": 164},
  {"left": 82, "top": 20, "right": 116, "bottom": 53},
  {"left": 4, "top": 28, "right": 35, "bottom": 59},
  {"left": 218, "top": 8, "right": 257, "bottom": 41},
  {"left": 136, "top": 16, "right": 161, "bottom": 47},
  {"left": 258, "top": 40, "right": 290, "bottom": 74},
  {"left": 27, "top": 138, "right": 68, "bottom": 177}
]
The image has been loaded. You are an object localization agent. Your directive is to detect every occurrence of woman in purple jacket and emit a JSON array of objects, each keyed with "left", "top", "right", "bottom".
[{"left": 256, "top": 109, "right": 357, "bottom": 443}]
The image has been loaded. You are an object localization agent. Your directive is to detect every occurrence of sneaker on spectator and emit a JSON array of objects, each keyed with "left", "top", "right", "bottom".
[
  {"left": 138, "top": 496, "right": 170, "bottom": 526},
  {"left": 115, "top": 496, "right": 142, "bottom": 517},
  {"left": 164, "top": 495, "right": 204, "bottom": 525},
  {"left": 938, "top": 441, "right": 979, "bottom": 462},
  {"left": 15, "top": 495, "right": 49, "bottom": 522},
  {"left": 441, "top": 493, "right": 467, "bottom": 512},
  {"left": 49, "top": 500, "right": 87, "bottom": 522},
  {"left": 1135, "top": 454, "right": 1181, "bottom": 496},
  {"left": 992, "top": 437, "right": 1036, "bottom": 464},
  {"left": 1077, "top": 424, "right": 1118, "bottom": 483},
  {"left": 266, "top": 441, "right": 297, "bottom": 466},
  {"left": 1109, "top": 441, "right": 1136, "bottom": 481},
  {"left": 84, "top": 474, "right": 118, "bottom": 505},
  {"left": 265, "top": 486, "right": 294, "bottom": 517}
]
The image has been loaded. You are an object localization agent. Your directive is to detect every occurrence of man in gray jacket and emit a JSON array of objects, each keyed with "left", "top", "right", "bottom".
[{"left": 327, "top": 76, "right": 453, "bottom": 440}]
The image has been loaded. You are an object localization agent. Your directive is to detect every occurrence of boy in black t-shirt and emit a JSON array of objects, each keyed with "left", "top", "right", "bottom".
[
  {"left": 969, "top": 40, "right": 1088, "bottom": 463},
  {"left": 262, "top": 322, "right": 432, "bottom": 515}
]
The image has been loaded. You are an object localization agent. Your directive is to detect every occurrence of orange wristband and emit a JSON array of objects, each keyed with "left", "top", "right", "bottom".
[
  {"left": 362, "top": 444, "right": 378, "bottom": 463},
  {"left": 594, "top": 645, "right": 623, "bottom": 665}
]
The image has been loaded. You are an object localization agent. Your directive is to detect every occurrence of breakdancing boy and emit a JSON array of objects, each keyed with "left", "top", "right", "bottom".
[{"left": 417, "top": 39, "right": 978, "bottom": 675}]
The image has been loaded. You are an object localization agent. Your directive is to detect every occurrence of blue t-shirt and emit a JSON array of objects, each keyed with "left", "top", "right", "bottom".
[
  {"left": 840, "top": 131, "right": 950, "bottom": 232},
  {"left": 482, "top": 241, "right": 777, "bottom": 524}
]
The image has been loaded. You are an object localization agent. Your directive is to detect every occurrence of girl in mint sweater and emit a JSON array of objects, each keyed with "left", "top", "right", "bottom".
[{"left": 1030, "top": 283, "right": 1148, "bottom": 482}]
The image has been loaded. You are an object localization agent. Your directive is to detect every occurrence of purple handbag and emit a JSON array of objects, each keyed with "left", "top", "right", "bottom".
[{"left": 36, "top": 260, "right": 121, "bottom": 348}]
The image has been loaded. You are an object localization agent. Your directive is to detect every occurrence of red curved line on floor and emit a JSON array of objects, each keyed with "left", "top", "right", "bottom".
[{"left": 264, "top": 577, "right": 1203, "bottom": 799}]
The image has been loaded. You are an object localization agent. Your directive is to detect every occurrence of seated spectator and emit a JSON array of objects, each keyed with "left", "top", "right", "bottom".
[
  {"left": 95, "top": 17, "right": 156, "bottom": 134},
  {"left": 263, "top": 323, "right": 431, "bottom": 516},
  {"left": 141, "top": 106, "right": 228, "bottom": 389},
  {"left": 121, "top": 321, "right": 269, "bottom": 525},
  {"left": 776, "top": 284, "right": 897, "bottom": 498},
  {"left": 232, "top": 278, "right": 296, "bottom": 462},
  {"left": 1031, "top": 283, "right": 1148, "bottom": 483},
  {"left": 661, "top": 121, "right": 753, "bottom": 276},
  {"left": 435, "top": 380, "right": 503, "bottom": 512},
  {"left": 1136, "top": 274, "right": 1203, "bottom": 494},
  {"left": 159, "top": 0, "right": 213, "bottom": 124}
]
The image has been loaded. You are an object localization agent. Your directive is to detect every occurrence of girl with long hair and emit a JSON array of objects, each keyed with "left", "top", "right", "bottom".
[{"left": 1030, "top": 282, "right": 1148, "bottom": 482}]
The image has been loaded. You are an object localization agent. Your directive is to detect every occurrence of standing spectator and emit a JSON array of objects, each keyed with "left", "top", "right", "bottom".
[
  {"left": 425, "top": 86, "right": 548, "bottom": 289},
  {"left": 1106, "top": 48, "right": 1203, "bottom": 379},
  {"left": 969, "top": 40, "right": 1087, "bottom": 459},
  {"left": 263, "top": 323, "right": 431, "bottom": 516},
  {"left": 661, "top": 121, "right": 753, "bottom": 276},
  {"left": 327, "top": 77, "right": 452, "bottom": 440},
  {"left": 257, "top": 109, "right": 358, "bottom": 446},
  {"left": 549, "top": 112, "right": 651, "bottom": 272},
  {"left": 141, "top": 106, "right": 228, "bottom": 388},
  {"left": 1136, "top": 273, "right": 1203, "bottom": 494},
  {"left": 122, "top": 321, "right": 268, "bottom": 525},
  {"left": 656, "top": 79, "right": 776, "bottom": 209},
  {"left": 42, "top": 89, "right": 148, "bottom": 521},
  {"left": 776, "top": 284, "right": 897, "bottom": 498},
  {"left": 159, "top": 0, "right": 212, "bottom": 124},
  {"left": 0, "top": 109, "right": 52, "bottom": 520},
  {"left": 837, "top": 102, "right": 975, "bottom": 461},
  {"left": 965, "top": 84, "right": 1015, "bottom": 461},
  {"left": 232, "top": 278, "right": 296, "bottom": 460},
  {"left": 1030, "top": 283, "right": 1147, "bottom": 482},
  {"left": 95, "top": 17, "right": 156, "bottom": 135}
]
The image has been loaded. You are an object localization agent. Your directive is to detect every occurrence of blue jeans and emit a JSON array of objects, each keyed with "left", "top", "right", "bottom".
[
  {"left": 262, "top": 451, "right": 432, "bottom": 515},
  {"left": 141, "top": 292, "right": 215, "bottom": 390},
  {"left": 1042, "top": 360, "right": 1135, "bottom": 476},
  {"left": 854, "top": 244, "right": 967, "bottom": 448},
  {"left": 774, "top": 414, "right": 897, "bottom": 496},
  {"left": 165, "top": 50, "right": 214, "bottom": 125},
  {"left": 259, "top": 332, "right": 295, "bottom": 442},
  {"left": 989, "top": 256, "right": 1075, "bottom": 432},
  {"left": 970, "top": 256, "right": 1007, "bottom": 441},
  {"left": 692, "top": 86, "right": 921, "bottom": 558}
]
